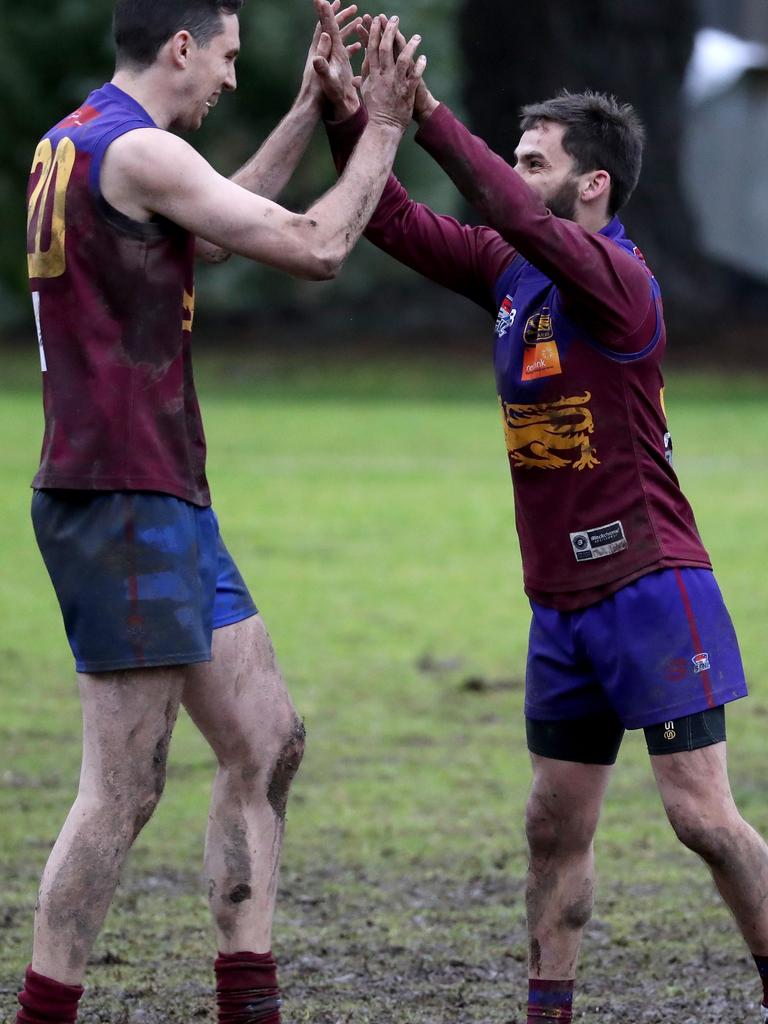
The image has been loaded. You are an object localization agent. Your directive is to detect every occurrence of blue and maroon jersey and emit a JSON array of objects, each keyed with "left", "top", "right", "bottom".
[
  {"left": 26, "top": 83, "right": 209, "bottom": 506},
  {"left": 326, "top": 105, "right": 711, "bottom": 610}
]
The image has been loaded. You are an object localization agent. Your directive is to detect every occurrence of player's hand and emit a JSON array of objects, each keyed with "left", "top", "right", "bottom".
[
  {"left": 300, "top": 0, "right": 361, "bottom": 109},
  {"left": 306, "top": 0, "right": 362, "bottom": 114},
  {"left": 361, "top": 15, "right": 427, "bottom": 133},
  {"left": 357, "top": 15, "right": 435, "bottom": 124}
]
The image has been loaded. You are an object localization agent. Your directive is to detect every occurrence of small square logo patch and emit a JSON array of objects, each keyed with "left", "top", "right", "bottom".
[{"left": 570, "top": 520, "right": 628, "bottom": 562}]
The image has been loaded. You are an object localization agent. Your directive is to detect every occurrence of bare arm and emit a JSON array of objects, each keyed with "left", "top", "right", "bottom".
[
  {"left": 102, "top": 11, "right": 426, "bottom": 281},
  {"left": 197, "top": 1, "right": 362, "bottom": 263}
]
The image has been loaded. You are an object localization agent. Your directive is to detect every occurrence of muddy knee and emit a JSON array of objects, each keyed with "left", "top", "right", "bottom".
[
  {"left": 526, "top": 798, "right": 597, "bottom": 861},
  {"left": 669, "top": 813, "right": 734, "bottom": 867},
  {"left": 266, "top": 716, "right": 306, "bottom": 819}
]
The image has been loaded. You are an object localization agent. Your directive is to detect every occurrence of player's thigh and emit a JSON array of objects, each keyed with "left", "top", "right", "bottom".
[
  {"left": 527, "top": 752, "right": 613, "bottom": 851},
  {"left": 650, "top": 733, "right": 734, "bottom": 823},
  {"left": 78, "top": 666, "right": 186, "bottom": 799},
  {"left": 182, "top": 614, "right": 301, "bottom": 765}
]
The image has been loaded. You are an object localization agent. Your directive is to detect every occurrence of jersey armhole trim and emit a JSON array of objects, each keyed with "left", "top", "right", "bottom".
[{"left": 88, "top": 122, "right": 179, "bottom": 240}]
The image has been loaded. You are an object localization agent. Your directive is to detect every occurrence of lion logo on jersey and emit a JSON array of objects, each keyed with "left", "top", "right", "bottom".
[{"left": 500, "top": 392, "right": 600, "bottom": 470}]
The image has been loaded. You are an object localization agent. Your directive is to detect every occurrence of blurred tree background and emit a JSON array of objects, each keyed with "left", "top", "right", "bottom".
[{"left": 2, "top": 0, "right": 767, "bottom": 345}]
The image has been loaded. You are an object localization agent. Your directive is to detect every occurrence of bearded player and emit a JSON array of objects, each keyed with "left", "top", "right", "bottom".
[
  {"left": 17, "top": 2, "right": 426, "bottom": 1022},
  {"left": 314, "top": 17, "right": 768, "bottom": 1023}
]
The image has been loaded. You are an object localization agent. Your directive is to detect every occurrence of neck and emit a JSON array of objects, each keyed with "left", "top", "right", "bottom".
[
  {"left": 574, "top": 206, "right": 613, "bottom": 234},
  {"left": 111, "top": 67, "right": 175, "bottom": 130}
]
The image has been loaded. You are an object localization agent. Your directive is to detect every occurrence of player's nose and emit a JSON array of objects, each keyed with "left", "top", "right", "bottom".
[{"left": 224, "top": 66, "right": 237, "bottom": 92}]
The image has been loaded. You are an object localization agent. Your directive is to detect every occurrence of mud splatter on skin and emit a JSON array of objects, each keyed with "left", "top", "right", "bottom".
[
  {"left": 228, "top": 883, "right": 252, "bottom": 904},
  {"left": 266, "top": 718, "right": 306, "bottom": 820},
  {"left": 562, "top": 877, "right": 594, "bottom": 931},
  {"left": 213, "top": 819, "right": 253, "bottom": 939},
  {"left": 43, "top": 824, "right": 127, "bottom": 973},
  {"left": 529, "top": 937, "right": 542, "bottom": 977},
  {"left": 130, "top": 699, "right": 177, "bottom": 841}
]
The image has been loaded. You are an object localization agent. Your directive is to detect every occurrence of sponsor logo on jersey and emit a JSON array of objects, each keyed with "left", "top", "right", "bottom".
[
  {"left": 521, "top": 306, "right": 562, "bottom": 380},
  {"left": 57, "top": 105, "right": 100, "bottom": 130},
  {"left": 570, "top": 520, "right": 627, "bottom": 562},
  {"left": 494, "top": 295, "right": 516, "bottom": 337},
  {"left": 500, "top": 392, "right": 599, "bottom": 471},
  {"left": 632, "top": 245, "right": 655, "bottom": 279},
  {"left": 692, "top": 652, "right": 711, "bottom": 674}
]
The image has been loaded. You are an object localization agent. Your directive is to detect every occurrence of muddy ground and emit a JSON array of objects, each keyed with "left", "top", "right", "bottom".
[{"left": 2, "top": 861, "right": 759, "bottom": 1023}]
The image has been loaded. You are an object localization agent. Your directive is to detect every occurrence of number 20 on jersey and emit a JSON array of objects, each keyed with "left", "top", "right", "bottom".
[{"left": 27, "top": 136, "right": 76, "bottom": 280}]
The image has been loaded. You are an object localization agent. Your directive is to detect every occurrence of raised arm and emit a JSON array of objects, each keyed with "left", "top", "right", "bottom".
[
  {"left": 197, "top": 0, "right": 362, "bottom": 263},
  {"left": 318, "top": 19, "right": 515, "bottom": 312},
  {"left": 326, "top": 106, "right": 514, "bottom": 312},
  {"left": 101, "top": 11, "right": 426, "bottom": 282},
  {"left": 414, "top": 102, "right": 657, "bottom": 348}
]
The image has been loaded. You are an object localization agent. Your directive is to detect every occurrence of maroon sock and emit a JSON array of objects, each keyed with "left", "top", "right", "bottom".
[
  {"left": 16, "top": 966, "right": 84, "bottom": 1024},
  {"left": 215, "top": 951, "right": 281, "bottom": 1024},
  {"left": 527, "top": 978, "right": 574, "bottom": 1022},
  {"left": 754, "top": 954, "right": 768, "bottom": 1007}
]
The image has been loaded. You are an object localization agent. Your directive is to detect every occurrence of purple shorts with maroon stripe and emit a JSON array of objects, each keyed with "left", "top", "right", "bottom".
[{"left": 525, "top": 568, "right": 747, "bottom": 729}]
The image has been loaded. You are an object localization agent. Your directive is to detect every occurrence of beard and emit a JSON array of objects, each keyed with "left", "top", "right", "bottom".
[{"left": 544, "top": 175, "right": 581, "bottom": 221}]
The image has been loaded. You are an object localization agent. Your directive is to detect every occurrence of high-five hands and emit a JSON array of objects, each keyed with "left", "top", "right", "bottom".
[
  {"left": 360, "top": 15, "right": 426, "bottom": 132},
  {"left": 312, "top": 4, "right": 427, "bottom": 130},
  {"left": 301, "top": 0, "right": 362, "bottom": 108},
  {"left": 356, "top": 14, "right": 437, "bottom": 124}
]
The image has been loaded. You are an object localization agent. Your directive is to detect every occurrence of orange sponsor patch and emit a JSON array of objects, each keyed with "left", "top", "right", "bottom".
[{"left": 522, "top": 340, "right": 562, "bottom": 380}]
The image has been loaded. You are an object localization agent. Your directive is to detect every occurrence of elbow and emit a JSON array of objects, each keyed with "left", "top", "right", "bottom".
[{"left": 304, "top": 243, "right": 347, "bottom": 281}]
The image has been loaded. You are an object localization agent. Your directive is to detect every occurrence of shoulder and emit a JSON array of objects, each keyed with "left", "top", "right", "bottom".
[
  {"left": 105, "top": 128, "right": 206, "bottom": 183},
  {"left": 101, "top": 128, "right": 220, "bottom": 215}
]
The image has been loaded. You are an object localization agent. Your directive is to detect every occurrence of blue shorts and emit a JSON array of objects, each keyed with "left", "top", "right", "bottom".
[
  {"left": 32, "top": 490, "right": 258, "bottom": 674},
  {"left": 525, "top": 568, "right": 747, "bottom": 729}
]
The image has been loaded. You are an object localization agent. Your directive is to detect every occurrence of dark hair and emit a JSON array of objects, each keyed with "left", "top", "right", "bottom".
[
  {"left": 114, "top": 0, "right": 244, "bottom": 70},
  {"left": 519, "top": 90, "right": 645, "bottom": 215}
]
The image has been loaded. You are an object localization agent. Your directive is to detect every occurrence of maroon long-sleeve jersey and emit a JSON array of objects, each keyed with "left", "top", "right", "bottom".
[{"left": 327, "top": 105, "right": 710, "bottom": 609}]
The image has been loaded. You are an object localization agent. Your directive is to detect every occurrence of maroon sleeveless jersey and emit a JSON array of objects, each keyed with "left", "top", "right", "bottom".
[{"left": 26, "top": 83, "right": 209, "bottom": 506}]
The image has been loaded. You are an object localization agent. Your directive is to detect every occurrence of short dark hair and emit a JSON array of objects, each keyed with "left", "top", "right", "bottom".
[
  {"left": 114, "top": 0, "right": 244, "bottom": 70},
  {"left": 519, "top": 90, "right": 645, "bottom": 215}
]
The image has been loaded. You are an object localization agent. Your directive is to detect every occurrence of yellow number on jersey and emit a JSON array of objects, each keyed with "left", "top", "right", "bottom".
[{"left": 27, "top": 136, "right": 76, "bottom": 279}]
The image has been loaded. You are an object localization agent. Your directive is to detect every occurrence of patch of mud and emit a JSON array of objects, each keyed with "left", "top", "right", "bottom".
[{"left": 2, "top": 865, "right": 759, "bottom": 1022}]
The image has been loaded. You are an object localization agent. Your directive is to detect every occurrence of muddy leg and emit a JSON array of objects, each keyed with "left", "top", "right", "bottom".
[
  {"left": 654, "top": 742, "right": 768, "bottom": 953},
  {"left": 526, "top": 755, "right": 611, "bottom": 979},
  {"left": 32, "top": 667, "right": 185, "bottom": 984},
  {"left": 184, "top": 615, "right": 304, "bottom": 952}
]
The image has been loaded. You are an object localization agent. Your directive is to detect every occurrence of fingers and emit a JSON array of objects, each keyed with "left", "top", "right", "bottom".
[
  {"left": 365, "top": 13, "right": 382, "bottom": 75},
  {"left": 412, "top": 53, "right": 427, "bottom": 81},
  {"left": 377, "top": 14, "right": 399, "bottom": 72},
  {"left": 315, "top": 0, "right": 342, "bottom": 44},
  {"left": 356, "top": 12, "right": 372, "bottom": 46},
  {"left": 315, "top": 31, "right": 332, "bottom": 63},
  {"left": 396, "top": 31, "right": 422, "bottom": 73},
  {"left": 335, "top": 3, "right": 358, "bottom": 29},
  {"left": 312, "top": 54, "right": 331, "bottom": 76}
]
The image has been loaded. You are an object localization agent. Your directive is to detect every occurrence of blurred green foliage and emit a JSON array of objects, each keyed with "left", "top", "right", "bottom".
[{"left": 0, "top": 0, "right": 462, "bottom": 328}]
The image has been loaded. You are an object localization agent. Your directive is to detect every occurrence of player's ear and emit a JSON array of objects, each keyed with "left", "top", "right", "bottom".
[
  {"left": 581, "top": 169, "right": 611, "bottom": 206},
  {"left": 168, "top": 30, "right": 194, "bottom": 69}
]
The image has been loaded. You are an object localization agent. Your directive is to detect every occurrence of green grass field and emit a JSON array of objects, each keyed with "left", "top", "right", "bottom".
[{"left": 1, "top": 346, "right": 767, "bottom": 1022}]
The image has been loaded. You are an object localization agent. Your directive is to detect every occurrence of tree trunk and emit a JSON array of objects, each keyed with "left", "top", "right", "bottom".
[{"left": 458, "top": 0, "right": 729, "bottom": 327}]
